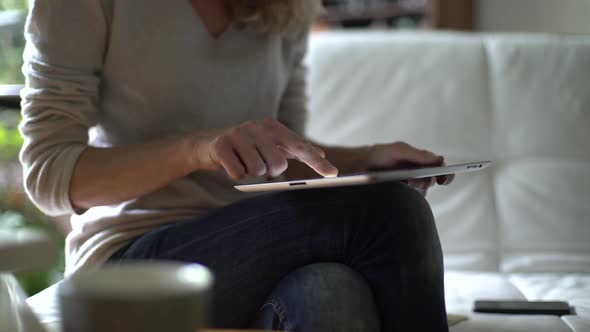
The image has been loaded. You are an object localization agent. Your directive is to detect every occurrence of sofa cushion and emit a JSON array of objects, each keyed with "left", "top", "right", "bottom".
[
  {"left": 444, "top": 271, "right": 526, "bottom": 314},
  {"left": 306, "top": 31, "right": 590, "bottom": 273},
  {"left": 450, "top": 314, "right": 572, "bottom": 332},
  {"left": 306, "top": 32, "right": 499, "bottom": 271},
  {"left": 444, "top": 271, "right": 590, "bottom": 332},
  {"left": 509, "top": 273, "right": 590, "bottom": 320},
  {"left": 486, "top": 36, "right": 590, "bottom": 273}
]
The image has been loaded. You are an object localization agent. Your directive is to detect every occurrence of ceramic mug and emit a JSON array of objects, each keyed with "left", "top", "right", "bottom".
[{"left": 59, "top": 261, "right": 213, "bottom": 332}]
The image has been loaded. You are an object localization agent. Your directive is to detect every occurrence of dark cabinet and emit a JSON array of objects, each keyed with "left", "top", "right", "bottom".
[{"left": 320, "top": 0, "right": 474, "bottom": 30}]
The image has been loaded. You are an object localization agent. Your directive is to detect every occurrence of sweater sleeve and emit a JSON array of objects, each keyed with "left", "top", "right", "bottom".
[
  {"left": 277, "top": 30, "right": 310, "bottom": 137},
  {"left": 19, "top": 0, "right": 109, "bottom": 216}
]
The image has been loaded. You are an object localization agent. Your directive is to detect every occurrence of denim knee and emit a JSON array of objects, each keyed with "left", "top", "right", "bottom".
[
  {"left": 368, "top": 181, "right": 434, "bottom": 222},
  {"left": 251, "top": 263, "right": 380, "bottom": 332},
  {"left": 360, "top": 181, "right": 444, "bottom": 275}
]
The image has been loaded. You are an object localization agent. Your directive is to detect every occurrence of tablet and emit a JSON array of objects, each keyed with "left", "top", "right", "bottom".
[{"left": 235, "top": 161, "right": 491, "bottom": 193}]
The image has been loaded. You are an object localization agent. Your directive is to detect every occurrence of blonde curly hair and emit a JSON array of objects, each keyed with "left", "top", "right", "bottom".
[{"left": 228, "top": 0, "right": 324, "bottom": 33}]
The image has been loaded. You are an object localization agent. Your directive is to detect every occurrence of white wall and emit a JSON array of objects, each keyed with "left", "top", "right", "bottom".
[{"left": 476, "top": 0, "right": 590, "bottom": 34}]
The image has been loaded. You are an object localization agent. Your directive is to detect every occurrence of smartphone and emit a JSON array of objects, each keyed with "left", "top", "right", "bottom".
[{"left": 473, "top": 300, "right": 571, "bottom": 316}]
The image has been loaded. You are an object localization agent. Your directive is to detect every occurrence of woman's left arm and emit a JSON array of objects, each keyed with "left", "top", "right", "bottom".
[
  {"left": 277, "top": 30, "right": 452, "bottom": 193},
  {"left": 288, "top": 142, "right": 449, "bottom": 177}
]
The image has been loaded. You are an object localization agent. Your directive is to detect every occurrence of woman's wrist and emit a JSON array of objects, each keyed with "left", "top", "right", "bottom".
[
  {"left": 177, "top": 133, "right": 209, "bottom": 174},
  {"left": 69, "top": 134, "right": 209, "bottom": 210}
]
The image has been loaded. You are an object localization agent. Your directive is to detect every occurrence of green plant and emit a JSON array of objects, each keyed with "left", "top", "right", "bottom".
[
  {"left": 0, "top": 208, "right": 65, "bottom": 296},
  {"left": 0, "top": 0, "right": 27, "bottom": 83},
  {"left": 1, "top": 1, "right": 62, "bottom": 296},
  {"left": 0, "top": 110, "right": 65, "bottom": 296},
  {"left": 0, "top": 0, "right": 27, "bottom": 10},
  {"left": 0, "top": 45, "right": 24, "bottom": 84},
  {"left": 0, "top": 114, "right": 23, "bottom": 160}
]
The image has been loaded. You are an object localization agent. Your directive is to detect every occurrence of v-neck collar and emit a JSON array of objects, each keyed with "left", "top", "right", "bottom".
[{"left": 187, "top": 0, "right": 234, "bottom": 41}]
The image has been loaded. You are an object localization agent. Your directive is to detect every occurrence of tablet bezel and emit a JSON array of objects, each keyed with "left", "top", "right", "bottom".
[{"left": 234, "top": 161, "right": 491, "bottom": 193}]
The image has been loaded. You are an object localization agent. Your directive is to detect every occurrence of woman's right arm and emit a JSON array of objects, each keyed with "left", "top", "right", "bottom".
[
  {"left": 21, "top": 0, "right": 201, "bottom": 215},
  {"left": 20, "top": 0, "right": 111, "bottom": 216},
  {"left": 68, "top": 136, "right": 195, "bottom": 212},
  {"left": 69, "top": 119, "right": 338, "bottom": 212},
  {"left": 21, "top": 1, "right": 336, "bottom": 216}
]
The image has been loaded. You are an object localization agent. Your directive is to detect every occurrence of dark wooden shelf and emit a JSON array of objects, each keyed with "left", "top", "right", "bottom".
[
  {"left": 318, "top": 0, "right": 473, "bottom": 30},
  {"left": 322, "top": 3, "right": 426, "bottom": 23},
  {"left": 426, "top": 0, "right": 473, "bottom": 30}
]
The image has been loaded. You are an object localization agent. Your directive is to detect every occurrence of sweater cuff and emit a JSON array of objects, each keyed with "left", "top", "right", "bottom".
[{"left": 59, "top": 145, "right": 89, "bottom": 216}]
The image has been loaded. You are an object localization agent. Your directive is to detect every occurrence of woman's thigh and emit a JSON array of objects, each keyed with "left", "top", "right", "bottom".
[{"left": 110, "top": 181, "right": 443, "bottom": 329}]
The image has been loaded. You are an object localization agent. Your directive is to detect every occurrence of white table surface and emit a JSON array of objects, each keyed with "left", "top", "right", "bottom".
[
  {"left": 0, "top": 229, "right": 56, "bottom": 332},
  {"left": 0, "top": 229, "right": 57, "bottom": 272}
]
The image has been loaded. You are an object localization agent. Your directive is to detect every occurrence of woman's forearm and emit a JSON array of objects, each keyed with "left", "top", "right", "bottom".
[
  {"left": 69, "top": 135, "right": 194, "bottom": 211},
  {"left": 69, "top": 120, "right": 341, "bottom": 211}
]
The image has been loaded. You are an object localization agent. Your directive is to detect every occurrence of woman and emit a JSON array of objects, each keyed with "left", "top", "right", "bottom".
[{"left": 20, "top": 0, "right": 451, "bottom": 330}]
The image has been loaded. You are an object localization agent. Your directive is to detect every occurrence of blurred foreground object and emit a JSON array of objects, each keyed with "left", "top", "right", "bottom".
[{"left": 1, "top": 229, "right": 56, "bottom": 332}]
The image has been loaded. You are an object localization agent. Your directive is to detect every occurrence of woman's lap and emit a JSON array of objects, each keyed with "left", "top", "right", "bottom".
[{"left": 109, "top": 181, "right": 448, "bottom": 331}]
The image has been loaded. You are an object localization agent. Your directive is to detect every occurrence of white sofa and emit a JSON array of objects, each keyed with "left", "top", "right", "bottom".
[
  {"left": 305, "top": 31, "right": 590, "bottom": 331},
  {"left": 27, "top": 31, "right": 590, "bottom": 332}
]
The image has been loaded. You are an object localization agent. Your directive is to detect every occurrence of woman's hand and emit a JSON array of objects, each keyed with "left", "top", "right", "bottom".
[
  {"left": 187, "top": 118, "right": 339, "bottom": 180},
  {"left": 365, "top": 142, "right": 455, "bottom": 195}
]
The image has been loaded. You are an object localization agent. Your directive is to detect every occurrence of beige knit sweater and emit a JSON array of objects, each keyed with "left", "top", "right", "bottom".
[{"left": 19, "top": 0, "right": 308, "bottom": 275}]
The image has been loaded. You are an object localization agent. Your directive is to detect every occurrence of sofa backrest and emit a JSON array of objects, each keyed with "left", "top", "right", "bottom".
[{"left": 305, "top": 31, "right": 590, "bottom": 273}]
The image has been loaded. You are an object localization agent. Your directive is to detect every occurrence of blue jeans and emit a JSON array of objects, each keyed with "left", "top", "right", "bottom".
[{"left": 109, "top": 181, "right": 448, "bottom": 331}]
